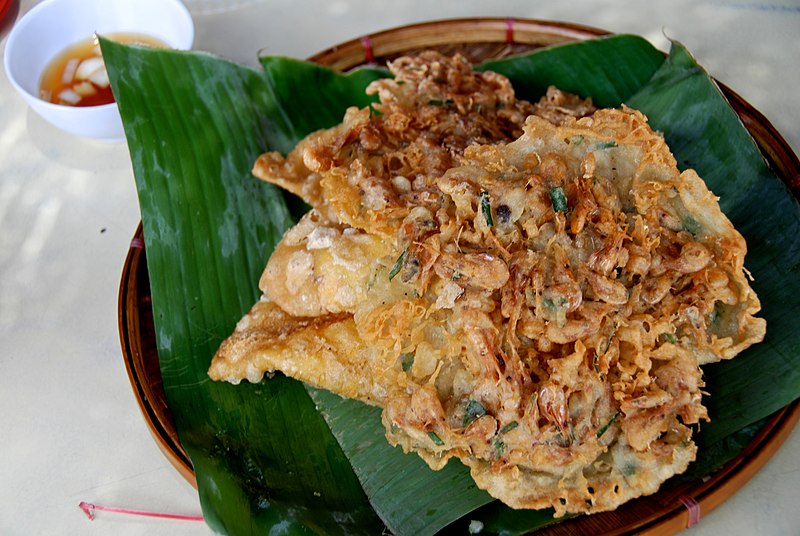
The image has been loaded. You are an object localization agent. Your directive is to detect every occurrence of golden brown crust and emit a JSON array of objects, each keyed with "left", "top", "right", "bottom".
[
  {"left": 209, "top": 51, "right": 765, "bottom": 517},
  {"left": 209, "top": 297, "right": 392, "bottom": 404}
]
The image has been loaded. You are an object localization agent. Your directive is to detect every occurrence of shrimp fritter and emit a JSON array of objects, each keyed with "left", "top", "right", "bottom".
[{"left": 209, "top": 51, "right": 765, "bottom": 516}]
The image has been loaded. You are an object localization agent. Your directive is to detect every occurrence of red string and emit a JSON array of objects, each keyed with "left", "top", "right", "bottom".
[
  {"left": 505, "top": 18, "right": 515, "bottom": 45},
  {"left": 360, "top": 35, "right": 374, "bottom": 63},
  {"left": 679, "top": 496, "right": 701, "bottom": 528},
  {"left": 79, "top": 502, "right": 204, "bottom": 522}
]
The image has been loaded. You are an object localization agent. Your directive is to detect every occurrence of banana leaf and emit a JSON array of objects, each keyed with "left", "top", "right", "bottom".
[
  {"left": 103, "top": 32, "right": 800, "bottom": 536},
  {"left": 625, "top": 46, "right": 800, "bottom": 446},
  {"left": 103, "top": 44, "right": 384, "bottom": 535}
]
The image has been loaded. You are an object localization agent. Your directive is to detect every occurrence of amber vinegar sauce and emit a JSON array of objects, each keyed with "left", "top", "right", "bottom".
[{"left": 39, "top": 32, "right": 167, "bottom": 107}]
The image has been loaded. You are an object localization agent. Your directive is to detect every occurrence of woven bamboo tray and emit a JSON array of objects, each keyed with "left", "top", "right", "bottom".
[{"left": 119, "top": 18, "right": 800, "bottom": 535}]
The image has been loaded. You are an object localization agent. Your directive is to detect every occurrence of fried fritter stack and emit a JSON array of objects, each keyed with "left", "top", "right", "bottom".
[{"left": 209, "top": 51, "right": 765, "bottom": 516}]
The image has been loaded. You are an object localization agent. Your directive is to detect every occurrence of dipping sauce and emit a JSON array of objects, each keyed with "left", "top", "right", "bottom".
[{"left": 39, "top": 33, "right": 167, "bottom": 107}]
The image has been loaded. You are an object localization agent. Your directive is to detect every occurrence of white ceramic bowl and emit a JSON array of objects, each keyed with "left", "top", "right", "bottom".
[{"left": 3, "top": 0, "right": 194, "bottom": 140}]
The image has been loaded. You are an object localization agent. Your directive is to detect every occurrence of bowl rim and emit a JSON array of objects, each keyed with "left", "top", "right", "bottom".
[{"left": 3, "top": 0, "right": 194, "bottom": 112}]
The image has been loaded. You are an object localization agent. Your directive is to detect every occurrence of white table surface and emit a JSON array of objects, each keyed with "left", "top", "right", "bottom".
[{"left": 1, "top": 0, "right": 798, "bottom": 534}]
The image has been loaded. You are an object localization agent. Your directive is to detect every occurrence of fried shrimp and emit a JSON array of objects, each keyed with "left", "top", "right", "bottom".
[{"left": 209, "top": 51, "right": 765, "bottom": 517}]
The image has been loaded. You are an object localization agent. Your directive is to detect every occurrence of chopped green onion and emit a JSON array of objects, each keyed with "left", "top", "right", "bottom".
[
  {"left": 622, "top": 463, "right": 636, "bottom": 476},
  {"left": 683, "top": 216, "right": 702, "bottom": 236},
  {"left": 529, "top": 392, "right": 539, "bottom": 409},
  {"left": 428, "top": 431, "right": 444, "bottom": 446},
  {"left": 480, "top": 191, "right": 493, "bottom": 227},
  {"left": 602, "top": 333, "right": 614, "bottom": 354},
  {"left": 428, "top": 98, "right": 454, "bottom": 106},
  {"left": 549, "top": 186, "right": 567, "bottom": 213},
  {"left": 389, "top": 249, "right": 407, "bottom": 281},
  {"left": 499, "top": 421, "right": 519, "bottom": 434},
  {"left": 710, "top": 301, "right": 725, "bottom": 328},
  {"left": 462, "top": 400, "right": 487, "bottom": 427},
  {"left": 400, "top": 352, "right": 415, "bottom": 372},
  {"left": 543, "top": 295, "right": 567, "bottom": 311},
  {"left": 660, "top": 333, "right": 678, "bottom": 344},
  {"left": 570, "top": 135, "right": 584, "bottom": 145},
  {"left": 451, "top": 270, "right": 462, "bottom": 281},
  {"left": 493, "top": 438, "right": 505, "bottom": 458},
  {"left": 594, "top": 140, "right": 617, "bottom": 149},
  {"left": 593, "top": 352, "right": 601, "bottom": 374},
  {"left": 596, "top": 411, "right": 621, "bottom": 438}
]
